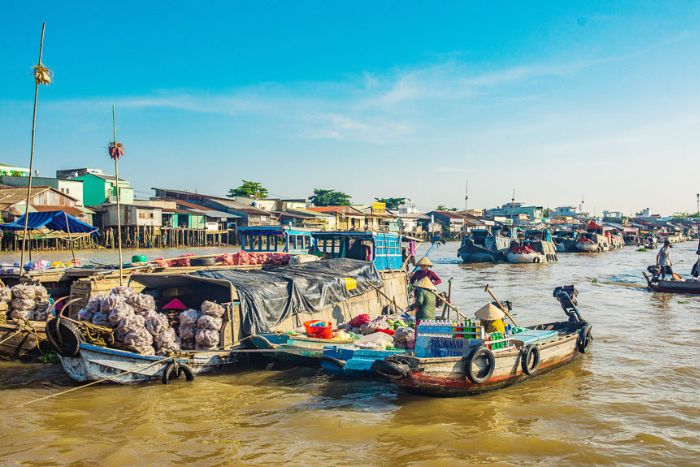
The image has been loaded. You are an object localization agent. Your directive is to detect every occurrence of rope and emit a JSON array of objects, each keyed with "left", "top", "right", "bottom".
[{"left": 17, "top": 357, "right": 174, "bottom": 408}]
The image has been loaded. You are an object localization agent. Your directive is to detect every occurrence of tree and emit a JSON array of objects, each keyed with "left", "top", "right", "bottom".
[
  {"left": 374, "top": 197, "right": 406, "bottom": 210},
  {"left": 436, "top": 205, "right": 457, "bottom": 212},
  {"left": 227, "top": 180, "right": 268, "bottom": 199},
  {"left": 309, "top": 189, "right": 352, "bottom": 206}
]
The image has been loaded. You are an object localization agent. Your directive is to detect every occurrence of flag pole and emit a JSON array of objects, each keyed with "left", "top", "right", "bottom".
[
  {"left": 20, "top": 22, "right": 50, "bottom": 276},
  {"left": 111, "top": 105, "right": 124, "bottom": 285}
]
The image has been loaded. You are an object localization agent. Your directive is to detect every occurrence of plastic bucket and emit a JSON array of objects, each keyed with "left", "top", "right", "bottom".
[
  {"left": 304, "top": 320, "right": 333, "bottom": 339},
  {"left": 132, "top": 254, "right": 148, "bottom": 263}
]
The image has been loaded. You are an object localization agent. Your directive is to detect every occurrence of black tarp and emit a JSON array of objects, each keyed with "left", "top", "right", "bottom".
[{"left": 193, "top": 258, "right": 383, "bottom": 335}]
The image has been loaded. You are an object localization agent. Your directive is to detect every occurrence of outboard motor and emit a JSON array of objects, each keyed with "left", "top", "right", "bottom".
[
  {"left": 553, "top": 285, "right": 584, "bottom": 324},
  {"left": 647, "top": 265, "right": 661, "bottom": 280}
]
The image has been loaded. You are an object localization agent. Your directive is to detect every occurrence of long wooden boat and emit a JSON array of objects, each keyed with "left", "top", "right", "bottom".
[
  {"left": 247, "top": 333, "right": 354, "bottom": 366},
  {"left": 643, "top": 272, "right": 700, "bottom": 294},
  {"left": 321, "top": 345, "right": 406, "bottom": 377},
  {"left": 60, "top": 343, "right": 235, "bottom": 384},
  {"left": 0, "top": 319, "right": 48, "bottom": 361},
  {"left": 373, "top": 286, "right": 591, "bottom": 397}
]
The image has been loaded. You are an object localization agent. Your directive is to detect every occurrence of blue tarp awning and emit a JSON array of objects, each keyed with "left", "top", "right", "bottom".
[{"left": 0, "top": 211, "right": 98, "bottom": 234}]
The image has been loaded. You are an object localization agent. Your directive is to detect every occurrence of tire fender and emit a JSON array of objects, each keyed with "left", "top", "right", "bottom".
[
  {"left": 521, "top": 345, "right": 540, "bottom": 376},
  {"left": 162, "top": 362, "right": 195, "bottom": 384},
  {"left": 577, "top": 325, "right": 592, "bottom": 354},
  {"left": 465, "top": 346, "right": 495, "bottom": 384}
]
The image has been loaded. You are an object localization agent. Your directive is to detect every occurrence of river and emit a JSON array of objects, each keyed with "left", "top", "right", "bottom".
[{"left": 1, "top": 242, "right": 699, "bottom": 465}]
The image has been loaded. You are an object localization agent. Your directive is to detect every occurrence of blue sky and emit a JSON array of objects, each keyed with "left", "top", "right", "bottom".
[{"left": 1, "top": 1, "right": 699, "bottom": 214}]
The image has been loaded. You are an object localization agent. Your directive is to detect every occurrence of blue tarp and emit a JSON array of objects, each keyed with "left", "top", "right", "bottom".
[{"left": 0, "top": 211, "right": 97, "bottom": 234}]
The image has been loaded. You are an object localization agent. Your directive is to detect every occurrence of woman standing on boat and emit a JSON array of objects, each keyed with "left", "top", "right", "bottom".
[
  {"left": 410, "top": 257, "right": 442, "bottom": 286},
  {"left": 475, "top": 303, "right": 506, "bottom": 334},
  {"left": 408, "top": 277, "right": 437, "bottom": 322}
]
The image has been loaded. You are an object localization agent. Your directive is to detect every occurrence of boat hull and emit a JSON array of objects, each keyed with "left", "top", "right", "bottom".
[
  {"left": 60, "top": 343, "right": 236, "bottom": 384},
  {"left": 575, "top": 242, "right": 600, "bottom": 253},
  {"left": 505, "top": 252, "right": 546, "bottom": 264},
  {"left": 321, "top": 346, "right": 406, "bottom": 378},
  {"left": 377, "top": 328, "right": 585, "bottom": 397},
  {"left": 647, "top": 280, "right": 700, "bottom": 294},
  {"left": 0, "top": 320, "right": 48, "bottom": 361}
]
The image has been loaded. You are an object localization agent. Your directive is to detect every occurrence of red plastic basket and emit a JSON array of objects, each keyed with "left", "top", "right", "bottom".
[{"left": 304, "top": 320, "right": 333, "bottom": 339}]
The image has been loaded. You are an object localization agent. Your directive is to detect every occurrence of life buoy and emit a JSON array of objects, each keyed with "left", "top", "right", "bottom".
[
  {"left": 521, "top": 345, "right": 540, "bottom": 375},
  {"left": 465, "top": 346, "right": 495, "bottom": 384},
  {"left": 577, "top": 325, "right": 592, "bottom": 353},
  {"left": 161, "top": 362, "right": 195, "bottom": 384}
]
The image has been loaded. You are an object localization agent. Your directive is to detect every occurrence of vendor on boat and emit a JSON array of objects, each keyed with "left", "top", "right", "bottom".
[
  {"left": 475, "top": 303, "right": 506, "bottom": 334},
  {"left": 410, "top": 257, "right": 442, "bottom": 286},
  {"left": 408, "top": 277, "right": 437, "bottom": 322},
  {"left": 656, "top": 240, "right": 673, "bottom": 279}
]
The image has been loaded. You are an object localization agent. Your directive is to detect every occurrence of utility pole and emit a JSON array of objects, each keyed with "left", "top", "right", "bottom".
[{"left": 464, "top": 179, "right": 469, "bottom": 212}]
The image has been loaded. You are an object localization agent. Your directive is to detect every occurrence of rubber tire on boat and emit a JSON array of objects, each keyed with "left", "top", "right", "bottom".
[
  {"left": 371, "top": 359, "right": 410, "bottom": 378},
  {"left": 161, "top": 362, "right": 195, "bottom": 384},
  {"left": 465, "top": 347, "right": 495, "bottom": 384},
  {"left": 577, "top": 325, "right": 593, "bottom": 354},
  {"left": 45, "top": 319, "right": 83, "bottom": 357},
  {"left": 533, "top": 257, "right": 540, "bottom": 263},
  {"left": 521, "top": 345, "right": 540, "bottom": 376}
]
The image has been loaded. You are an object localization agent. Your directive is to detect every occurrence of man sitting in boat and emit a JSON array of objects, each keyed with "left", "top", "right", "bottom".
[
  {"left": 410, "top": 257, "right": 442, "bottom": 286},
  {"left": 656, "top": 240, "right": 673, "bottom": 280},
  {"left": 475, "top": 303, "right": 506, "bottom": 334},
  {"left": 407, "top": 277, "right": 437, "bottom": 322}
]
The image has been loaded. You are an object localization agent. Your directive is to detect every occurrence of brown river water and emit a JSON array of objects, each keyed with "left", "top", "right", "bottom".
[{"left": 1, "top": 242, "right": 699, "bottom": 465}]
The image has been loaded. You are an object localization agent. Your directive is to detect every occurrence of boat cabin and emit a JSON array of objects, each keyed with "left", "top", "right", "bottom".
[
  {"left": 238, "top": 226, "right": 314, "bottom": 255},
  {"left": 311, "top": 231, "right": 403, "bottom": 271}
]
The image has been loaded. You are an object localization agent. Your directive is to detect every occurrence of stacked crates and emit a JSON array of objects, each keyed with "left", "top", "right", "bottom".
[{"left": 414, "top": 320, "right": 484, "bottom": 358}]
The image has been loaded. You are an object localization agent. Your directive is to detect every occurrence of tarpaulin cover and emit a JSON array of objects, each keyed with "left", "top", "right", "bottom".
[
  {"left": 193, "top": 258, "right": 383, "bottom": 336},
  {"left": 0, "top": 211, "right": 97, "bottom": 234}
]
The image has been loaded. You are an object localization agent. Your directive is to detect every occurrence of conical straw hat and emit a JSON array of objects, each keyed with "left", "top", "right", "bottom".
[
  {"left": 416, "top": 257, "right": 433, "bottom": 267},
  {"left": 415, "top": 277, "right": 437, "bottom": 291},
  {"left": 475, "top": 303, "right": 505, "bottom": 320}
]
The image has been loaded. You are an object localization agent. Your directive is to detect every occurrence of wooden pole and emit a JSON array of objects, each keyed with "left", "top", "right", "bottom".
[
  {"left": 20, "top": 23, "right": 47, "bottom": 274},
  {"left": 112, "top": 105, "right": 123, "bottom": 285},
  {"left": 484, "top": 284, "right": 519, "bottom": 327},
  {"left": 63, "top": 211, "right": 76, "bottom": 264}
]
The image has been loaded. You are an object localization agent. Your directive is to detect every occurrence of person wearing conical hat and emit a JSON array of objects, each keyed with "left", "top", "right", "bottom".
[
  {"left": 475, "top": 303, "right": 506, "bottom": 334},
  {"left": 410, "top": 257, "right": 442, "bottom": 286},
  {"left": 407, "top": 277, "right": 437, "bottom": 321}
]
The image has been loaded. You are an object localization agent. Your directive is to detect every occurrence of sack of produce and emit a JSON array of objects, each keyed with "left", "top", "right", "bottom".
[
  {"left": 145, "top": 312, "right": 170, "bottom": 336},
  {"left": 178, "top": 323, "right": 196, "bottom": 341},
  {"left": 100, "top": 294, "right": 125, "bottom": 313},
  {"left": 123, "top": 327, "right": 153, "bottom": 348},
  {"left": 393, "top": 326, "right": 416, "bottom": 349},
  {"left": 179, "top": 309, "right": 200, "bottom": 326},
  {"left": 10, "top": 309, "right": 32, "bottom": 320},
  {"left": 86, "top": 294, "right": 105, "bottom": 314},
  {"left": 154, "top": 328, "right": 180, "bottom": 354},
  {"left": 0, "top": 286, "right": 12, "bottom": 303},
  {"left": 354, "top": 332, "right": 393, "bottom": 350},
  {"left": 108, "top": 303, "right": 135, "bottom": 326},
  {"left": 33, "top": 285, "right": 49, "bottom": 302},
  {"left": 360, "top": 315, "right": 390, "bottom": 335},
  {"left": 33, "top": 302, "right": 50, "bottom": 321},
  {"left": 110, "top": 285, "right": 134, "bottom": 298},
  {"left": 196, "top": 314, "right": 222, "bottom": 331},
  {"left": 200, "top": 300, "right": 224, "bottom": 318},
  {"left": 195, "top": 328, "right": 219, "bottom": 349},
  {"left": 11, "top": 298, "right": 37, "bottom": 312},
  {"left": 11, "top": 284, "right": 36, "bottom": 300},
  {"left": 91, "top": 311, "right": 111, "bottom": 327},
  {"left": 78, "top": 308, "right": 94, "bottom": 322},
  {"left": 127, "top": 293, "right": 156, "bottom": 314}
]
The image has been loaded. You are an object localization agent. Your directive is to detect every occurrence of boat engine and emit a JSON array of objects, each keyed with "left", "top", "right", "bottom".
[{"left": 553, "top": 285, "right": 584, "bottom": 323}]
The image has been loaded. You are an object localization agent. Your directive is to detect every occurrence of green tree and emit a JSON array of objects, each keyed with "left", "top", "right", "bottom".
[
  {"left": 309, "top": 189, "right": 352, "bottom": 206},
  {"left": 374, "top": 197, "right": 406, "bottom": 210},
  {"left": 436, "top": 205, "right": 457, "bottom": 211},
  {"left": 227, "top": 180, "right": 268, "bottom": 199}
]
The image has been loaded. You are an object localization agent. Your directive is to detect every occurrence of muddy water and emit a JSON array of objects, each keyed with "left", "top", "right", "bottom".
[{"left": 1, "top": 243, "right": 699, "bottom": 465}]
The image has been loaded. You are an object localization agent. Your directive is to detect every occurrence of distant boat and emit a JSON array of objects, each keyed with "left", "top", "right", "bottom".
[
  {"left": 552, "top": 230, "right": 579, "bottom": 252},
  {"left": 458, "top": 228, "right": 513, "bottom": 263},
  {"left": 505, "top": 230, "right": 558, "bottom": 264}
]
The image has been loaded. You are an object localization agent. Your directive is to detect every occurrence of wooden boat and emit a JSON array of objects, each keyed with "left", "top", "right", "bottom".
[
  {"left": 321, "top": 345, "right": 406, "bottom": 377},
  {"left": 60, "top": 343, "right": 235, "bottom": 384},
  {"left": 458, "top": 228, "right": 514, "bottom": 263},
  {"left": 247, "top": 333, "right": 354, "bottom": 366},
  {"left": 575, "top": 232, "right": 608, "bottom": 252},
  {"left": 643, "top": 271, "right": 700, "bottom": 294},
  {"left": 0, "top": 319, "right": 49, "bottom": 361},
  {"left": 373, "top": 286, "right": 591, "bottom": 397},
  {"left": 505, "top": 230, "right": 558, "bottom": 264}
]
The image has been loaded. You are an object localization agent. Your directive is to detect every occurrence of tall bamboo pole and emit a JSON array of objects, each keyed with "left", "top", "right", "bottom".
[
  {"left": 19, "top": 22, "right": 48, "bottom": 275},
  {"left": 112, "top": 105, "right": 124, "bottom": 285}
]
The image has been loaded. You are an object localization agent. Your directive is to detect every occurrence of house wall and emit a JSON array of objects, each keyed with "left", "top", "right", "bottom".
[{"left": 75, "top": 174, "right": 134, "bottom": 207}]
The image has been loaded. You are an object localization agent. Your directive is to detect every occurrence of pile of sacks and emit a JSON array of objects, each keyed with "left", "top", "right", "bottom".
[
  {"left": 217, "top": 251, "right": 290, "bottom": 266},
  {"left": 78, "top": 286, "right": 179, "bottom": 356},
  {"left": 178, "top": 301, "right": 224, "bottom": 350},
  {"left": 3, "top": 284, "right": 50, "bottom": 321},
  {"left": 338, "top": 313, "right": 416, "bottom": 350}
]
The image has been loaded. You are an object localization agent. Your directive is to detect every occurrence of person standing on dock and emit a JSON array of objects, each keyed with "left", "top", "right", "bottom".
[
  {"left": 408, "top": 277, "right": 437, "bottom": 322},
  {"left": 656, "top": 240, "right": 673, "bottom": 279},
  {"left": 410, "top": 257, "right": 442, "bottom": 286}
]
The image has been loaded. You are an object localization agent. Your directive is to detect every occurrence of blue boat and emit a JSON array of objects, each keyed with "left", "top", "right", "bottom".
[
  {"left": 457, "top": 228, "right": 514, "bottom": 263},
  {"left": 239, "top": 225, "right": 315, "bottom": 255},
  {"left": 311, "top": 231, "right": 404, "bottom": 271},
  {"left": 321, "top": 345, "right": 406, "bottom": 377},
  {"left": 247, "top": 333, "right": 355, "bottom": 366}
]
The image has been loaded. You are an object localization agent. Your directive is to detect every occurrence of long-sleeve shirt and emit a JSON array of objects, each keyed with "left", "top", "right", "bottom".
[{"left": 410, "top": 269, "right": 442, "bottom": 285}]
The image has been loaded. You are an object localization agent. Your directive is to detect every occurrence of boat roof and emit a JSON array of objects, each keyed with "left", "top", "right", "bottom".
[{"left": 312, "top": 231, "right": 399, "bottom": 240}]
